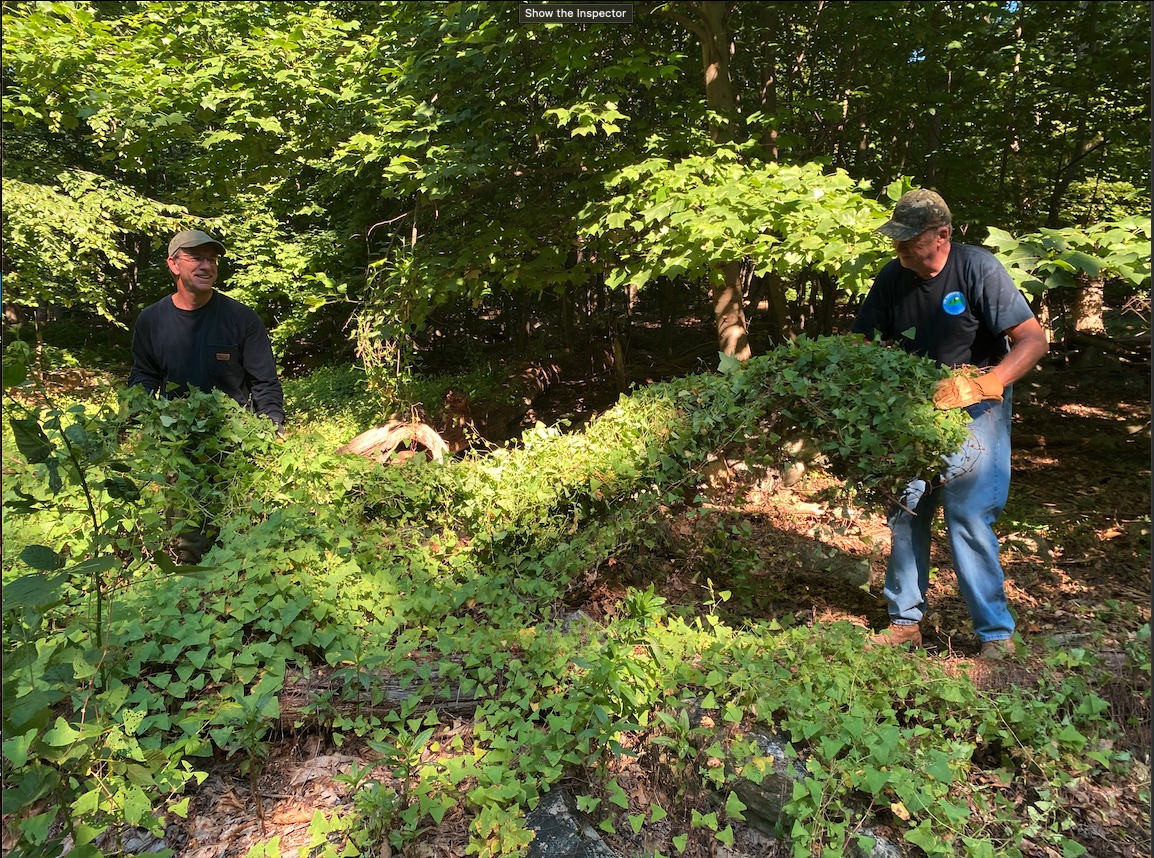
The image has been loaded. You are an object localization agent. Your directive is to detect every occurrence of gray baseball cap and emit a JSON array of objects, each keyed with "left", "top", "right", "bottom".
[
  {"left": 168, "top": 229, "right": 226, "bottom": 258},
  {"left": 877, "top": 190, "right": 951, "bottom": 241}
]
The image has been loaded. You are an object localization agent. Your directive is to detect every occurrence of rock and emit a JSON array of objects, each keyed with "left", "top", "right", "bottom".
[
  {"left": 561, "top": 611, "right": 598, "bottom": 634},
  {"left": 703, "top": 458, "right": 732, "bottom": 486},
  {"left": 1046, "top": 632, "right": 1092, "bottom": 647},
  {"left": 850, "top": 828, "right": 904, "bottom": 858},
  {"left": 1125, "top": 423, "right": 1151, "bottom": 440},
  {"left": 838, "top": 558, "right": 873, "bottom": 589},
  {"left": 782, "top": 462, "right": 806, "bottom": 487},
  {"left": 1073, "top": 347, "right": 1123, "bottom": 372},
  {"left": 91, "top": 827, "right": 171, "bottom": 855},
  {"left": 1023, "top": 382, "right": 1051, "bottom": 404},
  {"left": 781, "top": 436, "right": 820, "bottom": 462},
  {"left": 526, "top": 790, "right": 618, "bottom": 858},
  {"left": 796, "top": 544, "right": 872, "bottom": 588},
  {"left": 728, "top": 733, "right": 807, "bottom": 829},
  {"left": 729, "top": 735, "right": 904, "bottom": 858},
  {"left": 682, "top": 705, "right": 905, "bottom": 858}
]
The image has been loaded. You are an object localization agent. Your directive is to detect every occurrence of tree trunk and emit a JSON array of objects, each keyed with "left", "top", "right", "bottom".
[
  {"left": 279, "top": 665, "right": 478, "bottom": 729},
  {"left": 817, "top": 271, "right": 836, "bottom": 336},
  {"left": 661, "top": 2, "right": 751, "bottom": 359},
  {"left": 1045, "top": 3, "right": 1106, "bottom": 228},
  {"left": 1033, "top": 292, "right": 1054, "bottom": 343},
  {"left": 758, "top": 3, "right": 779, "bottom": 161},
  {"left": 697, "top": 1, "right": 738, "bottom": 144},
  {"left": 1045, "top": 132, "right": 1108, "bottom": 228},
  {"left": 561, "top": 284, "right": 576, "bottom": 350},
  {"left": 611, "top": 333, "right": 629, "bottom": 392},
  {"left": 1068, "top": 329, "right": 1150, "bottom": 358},
  {"left": 1072, "top": 272, "right": 1106, "bottom": 333},
  {"left": 923, "top": 6, "right": 946, "bottom": 189},
  {"left": 518, "top": 289, "right": 534, "bottom": 352},
  {"left": 997, "top": 3, "right": 1025, "bottom": 210},
  {"left": 714, "top": 261, "right": 751, "bottom": 360},
  {"left": 760, "top": 273, "right": 791, "bottom": 344},
  {"left": 658, "top": 277, "right": 676, "bottom": 356},
  {"left": 698, "top": 3, "right": 751, "bottom": 358}
]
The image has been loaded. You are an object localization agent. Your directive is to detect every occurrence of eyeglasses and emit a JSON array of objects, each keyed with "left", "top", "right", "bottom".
[{"left": 176, "top": 252, "right": 219, "bottom": 265}]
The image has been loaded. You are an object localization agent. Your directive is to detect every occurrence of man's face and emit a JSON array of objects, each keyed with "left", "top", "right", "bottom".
[
  {"left": 167, "top": 245, "right": 219, "bottom": 294},
  {"left": 893, "top": 226, "right": 949, "bottom": 278}
]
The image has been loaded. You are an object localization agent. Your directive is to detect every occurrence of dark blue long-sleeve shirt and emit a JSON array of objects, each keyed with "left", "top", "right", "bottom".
[{"left": 127, "top": 292, "right": 285, "bottom": 430}]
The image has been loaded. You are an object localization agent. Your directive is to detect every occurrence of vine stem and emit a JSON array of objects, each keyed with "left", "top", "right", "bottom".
[{"left": 58, "top": 426, "right": 106, "bottom": 652}]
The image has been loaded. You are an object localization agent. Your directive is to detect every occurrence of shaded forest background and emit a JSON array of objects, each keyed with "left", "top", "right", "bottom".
[{"left": 2, "top": 0, "right": 1150, "bottom": 384}]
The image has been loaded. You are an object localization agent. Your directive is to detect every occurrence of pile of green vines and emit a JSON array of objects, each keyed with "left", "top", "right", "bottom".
[{"left": 353, "top": 335, "right": 971, "bottom": 548}]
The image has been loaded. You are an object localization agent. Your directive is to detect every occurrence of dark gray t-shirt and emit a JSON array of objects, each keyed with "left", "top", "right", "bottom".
[{"left": 851, "top": 242, "right": 1035, "bottom": 368}]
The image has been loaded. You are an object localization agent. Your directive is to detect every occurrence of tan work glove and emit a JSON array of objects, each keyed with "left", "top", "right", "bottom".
[{"left": 932, "top": 372, "right": 1003, "bottom": 410}]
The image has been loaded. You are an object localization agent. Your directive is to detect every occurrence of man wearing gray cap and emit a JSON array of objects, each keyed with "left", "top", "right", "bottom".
[
  {"left": 850, "top": 190, "right": 1048, "bottom": 659},
  {"left": 128, "top": 229, "right": 284, "bottom": 562}
]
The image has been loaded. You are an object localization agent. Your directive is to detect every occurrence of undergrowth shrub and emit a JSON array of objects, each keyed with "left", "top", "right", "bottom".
[{"left": 1, "top": 337, "right": 1121, "bottom": 858}]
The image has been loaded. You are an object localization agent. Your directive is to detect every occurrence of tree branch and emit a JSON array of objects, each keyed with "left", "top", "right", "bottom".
[{"left": 652, "top": 4, "right": 708, "bottom": 43}]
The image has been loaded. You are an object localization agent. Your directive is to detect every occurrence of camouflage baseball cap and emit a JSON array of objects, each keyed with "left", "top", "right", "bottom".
[
  {"left": 877, "top": 190, "right": 951, "bottom": 241},
  {"left": 168, "top": 229, "right": 226, "bottom": 258}
]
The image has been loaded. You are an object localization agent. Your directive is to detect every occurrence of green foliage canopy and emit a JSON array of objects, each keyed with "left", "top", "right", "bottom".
[{"left": 2, "top": 1, "right": 1148, "bottom": 350}]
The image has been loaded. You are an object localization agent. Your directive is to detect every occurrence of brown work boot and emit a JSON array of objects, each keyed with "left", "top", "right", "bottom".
[
  {"left": 867, "top": 623, "right": 922, "bottom": 648},
  {"left": 979, "top": 638, "right": 1017, "bottom": 660}
]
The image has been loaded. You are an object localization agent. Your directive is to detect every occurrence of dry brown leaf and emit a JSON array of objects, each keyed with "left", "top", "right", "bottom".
[
  {"left": 270, "top": 803, "right": 315, "bottom": 825},
  {"left": 288, "top": 754, "right": 359, "bottom": 787}
]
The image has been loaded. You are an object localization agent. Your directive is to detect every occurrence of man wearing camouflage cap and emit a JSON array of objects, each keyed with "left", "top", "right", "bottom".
[
  {"left": 850, "top": 190, "right": 1048, "bottom": 659},
  {"left": 128, "top": 229, "right": 284, "bottom": 561}
]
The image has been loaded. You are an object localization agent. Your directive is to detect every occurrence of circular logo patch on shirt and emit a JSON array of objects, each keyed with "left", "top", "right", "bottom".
[{"left": 942, "top": 291, "right": 966, "bottom": 316}]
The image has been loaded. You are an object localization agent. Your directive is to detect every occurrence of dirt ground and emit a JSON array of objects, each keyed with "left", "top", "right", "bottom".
[{"left": 121, "top": 347, "right": 1150, "bottom": 858}]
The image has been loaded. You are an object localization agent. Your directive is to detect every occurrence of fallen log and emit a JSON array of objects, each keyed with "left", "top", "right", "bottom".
[
  {"left": 1066, "top": 329, "right": 1151, "bottom": 358},
  {"left": 279, "top": 664, "right": 478, "bottom": 729},
  {"left": 336, "top": 420, "right": 450, "bottom": 463}
]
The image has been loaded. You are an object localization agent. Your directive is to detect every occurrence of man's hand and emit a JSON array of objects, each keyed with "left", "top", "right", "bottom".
[{"left": 933, "top": 373, "right": 1003, "bottom": 410}]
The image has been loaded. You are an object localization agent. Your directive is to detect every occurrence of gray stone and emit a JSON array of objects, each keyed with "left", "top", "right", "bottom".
[
  {"left": 703, "top": 458, "right": 733, "bottom": 486},
  {"left": 561, "top": 611, "right": 598, "bottom": 634},
  {"left": 848, "top": 827, "right": 904, "bottom": 858},
  {"left": 1047, "top": 632, "right": 1092, "bottom": 647},
  {"left": 679, "top": 709, "right": 906, "bottom": 858},
  {"left": 782, "top": 462, "right": 806, "bottom": 487},
  {"left": 781, "top": 437, "right": 821, "bottom": 462},
  {"left": 90, "top": 827, "right": 170, "bottom": 855},
  {"left": 1073, "top": 347, "right": 1123, "bottom": 372},
  {"left": 1084, "top": 433, "right": 1120, "bottom": 455},
  {"left": 526, "top": 790, "right": 618, "bottom": 858},
  {"left": 798, "top": 545, "right": 872, "bottom": 588},
  {"left": 729, "top": 734, "right": 807, "bottom": 829}
]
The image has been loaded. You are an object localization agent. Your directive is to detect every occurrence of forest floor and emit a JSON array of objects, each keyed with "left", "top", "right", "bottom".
[
  {"left": 147, "top": 336, "right": 1150, "bottom": 858},
  {"left": 12, "top": 323, "right": 1150, "bottom": 858}
]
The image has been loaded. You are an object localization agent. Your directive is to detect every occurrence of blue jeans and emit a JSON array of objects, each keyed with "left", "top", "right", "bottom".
[{"left": 883, "top": 389, "right": 1014, "bottom": 642}]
